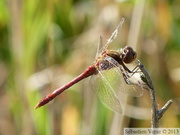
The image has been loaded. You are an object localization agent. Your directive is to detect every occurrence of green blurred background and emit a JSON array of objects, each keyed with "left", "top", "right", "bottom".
[{"left": 0, "top": 0, "right": 180, "bottom": 135}]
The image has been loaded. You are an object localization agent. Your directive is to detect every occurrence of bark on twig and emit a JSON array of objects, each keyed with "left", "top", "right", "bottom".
[
  {"left": 137, "top": 60, "right": 173, "bottom": 128},
  {"left": 157, "top": 99, "right": 173, "bottom": 120}
]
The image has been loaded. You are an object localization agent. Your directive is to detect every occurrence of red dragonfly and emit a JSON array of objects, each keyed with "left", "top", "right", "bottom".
[{"left": 35, "top": 19, "right": 148, "bottom": 113}]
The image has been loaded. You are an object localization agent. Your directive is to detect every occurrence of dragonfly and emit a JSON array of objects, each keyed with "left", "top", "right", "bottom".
[{"left": 35, "top": 18, "right": 150, "bottom": 113}]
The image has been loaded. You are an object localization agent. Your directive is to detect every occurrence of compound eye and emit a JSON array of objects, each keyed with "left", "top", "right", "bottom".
[{"left": 123, "top": 46, "right": 137, "bottom": 63}]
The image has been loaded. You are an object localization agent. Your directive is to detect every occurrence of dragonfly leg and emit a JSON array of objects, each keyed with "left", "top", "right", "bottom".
[
  {"left": 128, "top": 64, "right": 142, "bottom": 77},
  {"left": 120, "top": 60, "right": 141, "bottom": 75},
  {"left": 119, "top": 66, "right": 136, "bottom": 85},
  {"left": 120, "top": 61, "right": 133, "bottom": 73},
  {"left": 120, "top": 64, "right": 145, "bottom": 87}
]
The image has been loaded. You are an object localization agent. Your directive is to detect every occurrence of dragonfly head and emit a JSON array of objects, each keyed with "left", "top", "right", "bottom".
[{"left": 122, "top": 46, "right": 137, "bottom": 64}]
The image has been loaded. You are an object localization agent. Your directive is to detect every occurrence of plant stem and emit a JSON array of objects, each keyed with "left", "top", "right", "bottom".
[{"left": 137, "top": 60, "right": 173, "bottom": 128}]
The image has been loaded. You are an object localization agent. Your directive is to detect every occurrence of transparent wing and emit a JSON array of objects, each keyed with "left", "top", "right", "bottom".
[
  {"left": 102, "top": 56, "right": 144, "bottom": 97},
  {"left": 96, "top": 36, "right": 103, "bottom": 58},
  {"left": 98, "top": 18, "right": 125, "bottom": 53},
  {"left": 92, "top": 56, "right": 148, "bottom": 113},
  {"left": 92, "top": 70, "right": 122, "bottom": 113}
]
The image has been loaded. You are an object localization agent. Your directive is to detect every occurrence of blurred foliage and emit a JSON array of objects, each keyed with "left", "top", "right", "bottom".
[{"left": 0, "top": 0, "right": 180, "bottom": 135}]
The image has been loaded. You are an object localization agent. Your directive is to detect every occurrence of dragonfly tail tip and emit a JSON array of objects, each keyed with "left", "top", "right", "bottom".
[{"left": 34, "top": 104, "right": 40, "bottom": 109}]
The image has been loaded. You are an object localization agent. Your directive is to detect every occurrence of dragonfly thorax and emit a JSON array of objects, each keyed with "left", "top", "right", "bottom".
[
  {"left": 97, "top": 60, "right": 117, "bottom": 71},
  {"left": 94, "top": 50, "right": 121, "bottom": 71}
]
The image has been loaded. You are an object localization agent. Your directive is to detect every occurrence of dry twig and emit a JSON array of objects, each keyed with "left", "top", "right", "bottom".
[{"left": 137, "top": 60, "right": 173, "bottom": 128}]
